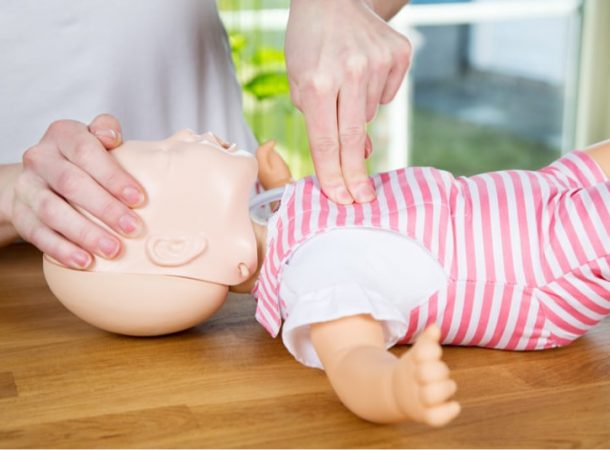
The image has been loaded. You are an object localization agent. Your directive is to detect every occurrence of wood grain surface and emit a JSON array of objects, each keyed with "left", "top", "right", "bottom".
[{"left": 1, "top": 243, "right": 609, "bottom": 448}]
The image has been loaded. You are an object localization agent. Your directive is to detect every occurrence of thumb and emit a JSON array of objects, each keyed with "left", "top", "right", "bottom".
[{"left": 88, "top": 113, "right": 123, "bottom": 150}]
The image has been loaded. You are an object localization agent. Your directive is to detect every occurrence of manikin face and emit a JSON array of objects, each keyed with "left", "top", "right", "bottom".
[{"left": 88, "top": 129, "right": 259, "bottom": 286}]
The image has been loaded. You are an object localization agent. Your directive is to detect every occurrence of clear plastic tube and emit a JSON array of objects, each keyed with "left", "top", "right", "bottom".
[
  {"left": 249, "top": 187, "right": 286, "bottom": 212},
  {"left": 248, "top": 187, "right": 287, "bottom": 224}
]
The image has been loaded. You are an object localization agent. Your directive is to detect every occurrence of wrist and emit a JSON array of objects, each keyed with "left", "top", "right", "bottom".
[
  {"left": 0, "top": 163, "right": 21, "bottom": 226},
  {"left": 368, "top": 0, "right": 409, "bottom": 20}
]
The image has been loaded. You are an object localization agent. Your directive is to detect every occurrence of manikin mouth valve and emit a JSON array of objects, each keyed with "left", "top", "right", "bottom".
[{"left": 238, "top": 263, "right": 250, "bottom": 279}]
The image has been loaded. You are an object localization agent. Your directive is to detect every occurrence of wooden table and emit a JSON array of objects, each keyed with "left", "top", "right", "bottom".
[{"left": 1, "top": 243, "right": 609, "bottom": 448}]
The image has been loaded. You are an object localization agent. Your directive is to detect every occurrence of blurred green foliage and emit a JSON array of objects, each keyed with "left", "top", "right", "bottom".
[
  {"left": 225, "top": 24, "right": 315, "bottom": 177},
  {"left": 244, "top": 71, "right": 290, "bottom": 101}
]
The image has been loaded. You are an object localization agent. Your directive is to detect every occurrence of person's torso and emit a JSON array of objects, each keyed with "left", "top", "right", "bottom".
[{"left": 0, "top": 0, "right": 256, "bottom": 163}]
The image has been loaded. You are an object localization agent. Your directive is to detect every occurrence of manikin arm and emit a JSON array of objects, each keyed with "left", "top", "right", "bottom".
[
  {"left": 256, "top": 141, "right": 293, "bottom": 190},
  {"left": 310, "top": 315, "right": 460, "bottom": 426},
  {"left": 255, "top": 141, "right": 293, "bottom": 211}
]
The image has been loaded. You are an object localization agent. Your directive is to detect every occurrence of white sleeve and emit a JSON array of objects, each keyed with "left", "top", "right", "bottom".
[
  {"left": 278, "top": 228, "right": 448, "bottom": 369},
  {"left": 281, "top": 282, "right": 410, "bottom": 369}
]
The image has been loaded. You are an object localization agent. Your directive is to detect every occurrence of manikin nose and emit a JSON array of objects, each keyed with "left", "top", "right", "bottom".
[{"left": 238, "top": 263, "right": 251, "bottom": 279}]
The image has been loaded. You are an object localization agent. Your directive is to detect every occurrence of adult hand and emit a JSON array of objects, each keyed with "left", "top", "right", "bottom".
[
  {"left": 285, "top": 0, "right": 412, "bottom": 204},
  {"left": 11, "top": 114, "right": 146, "bottom": 269}
]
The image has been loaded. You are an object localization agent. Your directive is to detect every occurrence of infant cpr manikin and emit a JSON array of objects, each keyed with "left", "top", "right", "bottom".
[{"left": 43, "top": 130, "right": 258, "bottom": 336}]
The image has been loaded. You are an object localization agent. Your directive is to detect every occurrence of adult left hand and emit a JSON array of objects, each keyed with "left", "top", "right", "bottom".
[{"left": 285, "top": 0, "right": 412, "bottom": 204}]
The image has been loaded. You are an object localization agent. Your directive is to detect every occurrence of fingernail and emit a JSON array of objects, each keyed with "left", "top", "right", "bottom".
[
  {"left": 118, "top": 213, "right": 142, "bottom": 237},
  {"left": 354, "top": 181, "right": 375, "bottom": 203},
  {"left": 71, "top": 251, "right": 91, "bottom": 269},
  {"left": 335, "top": 186, "right": 353, "bottom": 205},
  {"left": 122, "top": 186, "right": 145, "bottom": 207},
  {"left": 98, "top": 236, "right": 120, "bottom": 258},
  {"left": 94, "top": 129, "right": 117, "bottom": 141}
]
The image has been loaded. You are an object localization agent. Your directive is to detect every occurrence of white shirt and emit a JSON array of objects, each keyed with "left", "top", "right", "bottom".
[
  {"left": 0, "top": 0, "right": 257, "bottom": 164},
  {"left": 279, "top": 228, "right": 448, "bottom": 369}
]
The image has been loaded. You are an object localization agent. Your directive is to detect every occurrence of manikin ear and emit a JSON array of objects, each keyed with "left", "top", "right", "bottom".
[{"left": 256, "top": 141, "right": 293, "bottom": 190}]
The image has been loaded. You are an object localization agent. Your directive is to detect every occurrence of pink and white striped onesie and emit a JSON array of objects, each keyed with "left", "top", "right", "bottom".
[{"left": 253, "top": 151, "right": 610, "bottom": 355}]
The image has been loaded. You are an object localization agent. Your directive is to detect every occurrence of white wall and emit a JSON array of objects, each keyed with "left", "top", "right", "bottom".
[{"left": 468, "top": 0, "right": 572, "bottom": 85}]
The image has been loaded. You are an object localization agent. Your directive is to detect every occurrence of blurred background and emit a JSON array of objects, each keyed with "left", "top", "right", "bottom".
[{"left": 219, "top": 0, "right": 610, "bottom": 178}]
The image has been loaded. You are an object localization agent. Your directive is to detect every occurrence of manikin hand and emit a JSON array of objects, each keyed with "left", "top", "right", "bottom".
[
  {"left": 285, "top": 0, "right": 411, "bottom": 204},
  {"left": 312, "top": 316, "right": 459, "bottom": 425},
  {"left": 392, "top": 325, "right": 461, "bottom": 426},
  {"left": 11, "top": 114, "right": 146, "bottom": 269}
]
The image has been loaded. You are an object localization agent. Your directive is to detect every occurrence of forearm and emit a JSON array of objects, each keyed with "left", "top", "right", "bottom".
[
  {"left": 323, "top": 344, "right": 406, "bottom": 423},
  {"left": 369, "top": 0, "right": 410, "bottom": 20},
  {"left": 0, "top": 163, "right": 22, "bottom": 247},
  {"left": 310, "top": 315, "right": 405, "bottom": 423}
]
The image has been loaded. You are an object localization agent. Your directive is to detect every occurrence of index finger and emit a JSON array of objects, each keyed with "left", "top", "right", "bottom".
[
  {"left": 300, "top": 77, "right": 353, "bottom": 204},
  {"left": 338, "top": 77, "right": 375, "bottom": 204},
  {"left": 56, "top": 122, "right": 145, "bottom": 208}
]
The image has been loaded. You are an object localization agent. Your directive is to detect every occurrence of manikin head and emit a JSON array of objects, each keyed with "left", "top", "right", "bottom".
[{"left": 43, "top": 130, "right": 259, "bottom": 336}]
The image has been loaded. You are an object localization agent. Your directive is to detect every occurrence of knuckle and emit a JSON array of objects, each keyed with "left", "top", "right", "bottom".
[
  {"left": 344, "top": 55, "right": 368, "bottom": 79},
  {"left": 47, "top": 119, "right": 69, "bottom": 135},
  {"left": 394, "top": 39, "right": 412, "bottom": 62},
  {"left": 46, "top": 119, "right": 81, "bottom": 140},
  {"left": 311, "top": 136, "right": 339, "bottom": 155},
  {"left": 76, "top": 224, "right": 97, "bottom": 248},
  {"left": 302, "top": 73, "right": 335, "bottom": 96},
  {"left": 56, "top": 169, "right": 82, "bottom": 197},
  {"left": 373, "top": 52, "right": 392, "bottom": 72},
  {"left": 69, "top": 141, "right": 95, "bottom": 166},
  {"left": 22, "top": 145, "right": 42, "bottom": 169},
  {"left": 102, "top": 170, "right": 125, "bottom": 193},
  {"left": 37, "top": 193, "right": 58, "bottom": 222},
  {"left": 100, "top": 199, "right": 124, "bottom": 223},
  {"left": 27, "top": 224, "right": 46, "bottom": 248},
  {"left": 340, "top": 125, "right": 365, "bottom": 143}
]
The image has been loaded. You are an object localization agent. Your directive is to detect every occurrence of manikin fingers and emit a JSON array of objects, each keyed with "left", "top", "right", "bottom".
[
  {"left": 422, "top": 401, "right": 462, "bottom": 428},
  {"left": 419, "top": 379, "right": 458, "bottom": 407},
  {"left": 412, "top": 332, "right": 443, "bottom": 363},
  {"left": 416, "top": 360, "right": 450, "bottom": 384}
]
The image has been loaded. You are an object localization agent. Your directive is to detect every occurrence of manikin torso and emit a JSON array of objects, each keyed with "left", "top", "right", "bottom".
[{"left": 255, "top": 150, "right": 610, "bottom": 366}]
